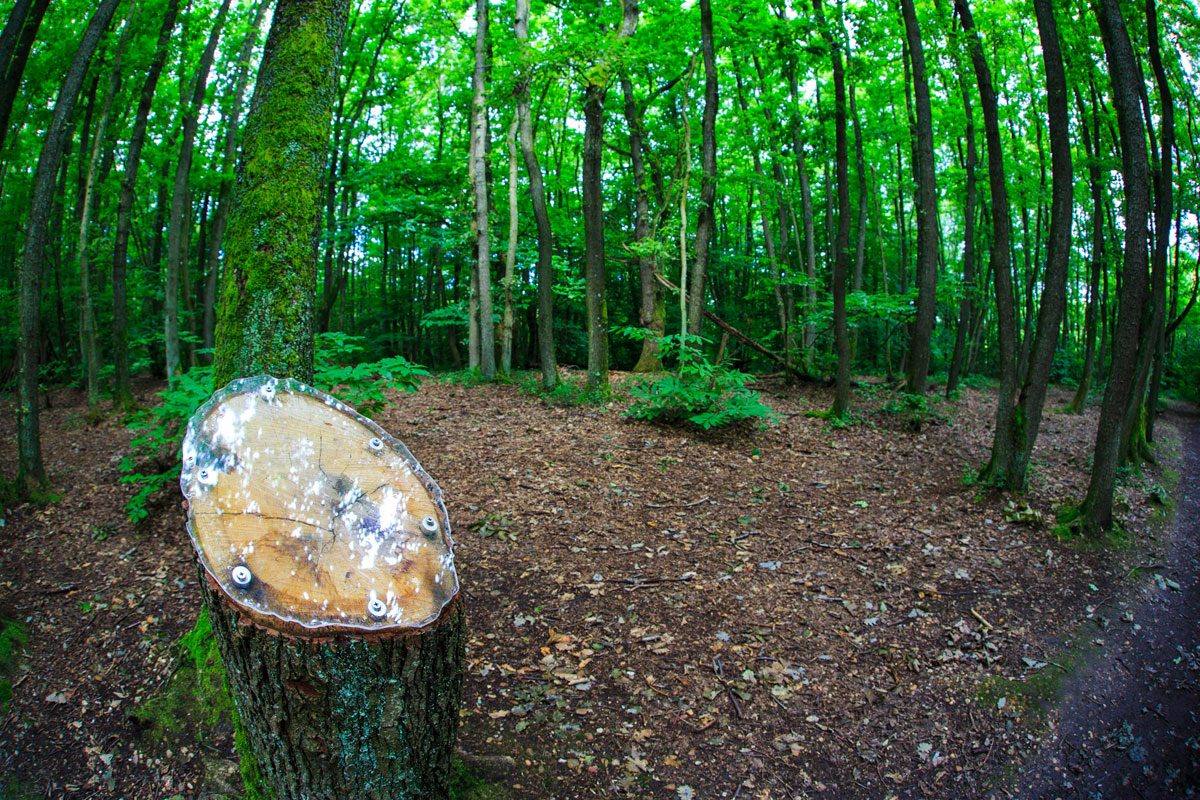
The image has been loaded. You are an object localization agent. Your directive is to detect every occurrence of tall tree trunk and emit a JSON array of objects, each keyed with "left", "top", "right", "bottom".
[
  {"left": 581, "top": 0, "right": 638, "bottom": 392},
  {"left": 900, "top": 0, "right": 939, "bottom": 395},
  {"left": 1068, "top": 82, "right": 1105, "bottom": 414},
  {"left": 850, "top": 85, "right": 868, "bottom": 363},
  {"left": 77, "top": 16, "right": 133, "bottom": 419},
  {"left": 582, "top": 78, "right": 608, "bottom": 390},
  {"left": 16, "top": 0, "right": 121, "bottom": 495},
  {"left": 946, "top": 38, "right": 978, "bottom": 397},
  {"left": 1074, "top": 0, "right": 1151, "bottom": 535},
  {"left": 500, "top": 117, "right": 518, "bottom": 375},
  {"left": 621, "top": 73, "right": 663, "bottom": 374},
  {"left": 0, "top": 0, "right": 50, "bottom": 154},
  {"left": 812, "top": 0, "right": 850, "bottom": 417},
  {"left": 514, "top": 0, "right": 557, "bottom": 389},
  {"left": 111, "top": 0, "right": 179, "bottom": 409},
  {"left": 688, "top": 0, "right": 717, "bottom": 336},
  {"left": 1141, "top": 0, "right": 1174, "bottom": 447},
  {"left": 469, "top": 0, "right": 495, "bottom": 379},
  {"left": 166, "top": 0, "right": 233, "bottom": 378},
  {"left": 871, "top": 164, "right": 893, "bottom": 379},
  {"left": 956, "top": 0, "right": 1017, "bottom": 488},
  {"left": 995, "top": 0, "right": 1073, "bottom": 491},
  {"left": 203, "top": 0, "right": 269, "bottom": 361}
]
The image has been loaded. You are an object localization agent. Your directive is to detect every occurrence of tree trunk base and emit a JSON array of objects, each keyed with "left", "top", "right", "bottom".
[{"left": 203, "top": 575, "right": 465, "bottom": 800}]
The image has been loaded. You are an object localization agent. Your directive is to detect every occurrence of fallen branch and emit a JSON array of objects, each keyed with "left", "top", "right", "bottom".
[{"left": 653, "top": 272, "right": 813, "bottom": 381}]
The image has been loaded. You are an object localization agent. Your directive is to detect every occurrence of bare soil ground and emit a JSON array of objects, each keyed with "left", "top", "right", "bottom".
[{"left": 0, "top": 373, "right": 1190, "bottom": 799}]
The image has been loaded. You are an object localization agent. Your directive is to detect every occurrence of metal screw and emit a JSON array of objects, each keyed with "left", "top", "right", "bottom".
[
  {"left": 420, "top": 515, "right": 439, "bottom": 536},
  {"left": 261, "top": 382, "right": 276, "bottom": 399},
  {"left": 368, "top": 437, "right": 384, "bottom": 451},
  {"left": 367, "top": 598, "right": 387, "bottom": 618},
  {"left": 197, "top": 468, "right": 217, "bottom": 486},
  {"left": 231, "top": 565, "right": 253, "bottom": 588}
]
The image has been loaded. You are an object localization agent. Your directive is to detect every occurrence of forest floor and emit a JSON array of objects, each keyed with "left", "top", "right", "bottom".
[{"left": 0, "top": 371, "right": 1195, "bottom": 800}]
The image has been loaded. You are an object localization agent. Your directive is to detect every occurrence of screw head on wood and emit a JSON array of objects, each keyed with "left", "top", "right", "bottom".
[
  {"left": 231, "top": 565, "right": 253, "bottom": 588},
  {"left": 367, "top": 597, "right": 387, "bottom": 618},
  {"left": 261, "top": 382, "right": 276, "bottom": 400},
  {"left": 420, "top": 515, "right": 439, "bottom": 536},
  {"left": 197, "top": 468, "right": 217, "bottom": 487},
  {"left": 368, "top": 437, "right": 384, "bottom": 452}
]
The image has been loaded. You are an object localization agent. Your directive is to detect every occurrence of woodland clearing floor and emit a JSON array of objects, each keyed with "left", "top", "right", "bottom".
[{"left": 0, "top": 372, "right": 1194, "bottom": 800}]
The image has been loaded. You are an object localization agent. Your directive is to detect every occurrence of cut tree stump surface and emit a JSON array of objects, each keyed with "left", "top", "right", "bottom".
[{"left": 181, "top": 375, "right": 458, "bottom": 632}]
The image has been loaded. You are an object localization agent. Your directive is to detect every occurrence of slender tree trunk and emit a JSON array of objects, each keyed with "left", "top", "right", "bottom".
[
  {"left": 202, "top": 0, "right": 268, "bottom": 360},
  {"left": 946, "top": 41, "right": 978, "bottom": 397},
  {"left": 900, "top": 0, "right": 939, "bottom": 395},
  {"left": 470, "top": 0, "right": 495, "bottom": 379},
  {"left": 110, "top": 0, "right": 178, "bottom": 409},
  {"left": 500, "top": 117, "right": 518, "bottom": 375},
  {"left": 0, "top": 0, "right": 49, "bottom": 154},
  {"left": 688, "top": 0, "right": 717, "bottom": 337},
  {"left": 1141, "top": 0, "right": 1174, "bottom": 447},
  {"left": 998, "top": 0, "right": 1073, "bottom": 491},
  {"left": 167, "top": 0, "right": 233, "bottom": 378},
  {"left": 621, "top": 73, "right": 663, "bottom": 374},
  {"left": 956, "top": 0, "right": 1017, "bottom": 488},
  {"left": 811, "top": 0, "right": 850, "bottom": 416},
  {"left": 1074, "top": 0, "right": 1151, "bottom": 535},
  {"left": 1068, "top": 82, "right": 1105, "bottom": 414},
  {"left": 16, "top": 0, "right": 121, "bottom": 494},
  {"left": 583, "top": 78, "right": 609, "bottom": 390},
  {"left": 850, "top": 85, "right": 868, "bottom": 363},
  {"left": 871, "top": 165, "right": 893, "bottom": 379},
  {"left": 514, "top": 0, "right": 557, "bottom": 389},
  {"left": 77, "top": 17, "right": 132, "bottom": 419}
]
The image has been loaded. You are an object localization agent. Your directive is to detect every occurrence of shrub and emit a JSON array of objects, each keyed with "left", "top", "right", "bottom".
[{"left": 623, "top": 333, "right": 777, "bottom": 430}]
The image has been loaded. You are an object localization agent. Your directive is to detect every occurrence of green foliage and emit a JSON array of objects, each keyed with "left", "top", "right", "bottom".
[
  {"left": 119, "top": 334, "right": 428, "bottom": 521},
  {"left": 313, "top": 332, "right": 429, "bottom": 416},
  {"left": 878, "top": 391, "right": 948, "bottom": 431},
  {"left": 623, "top": 334, "right": 777, "bottom": 430},
  {"left": 0, "top": 619, "right": 28, "bottom": 714}
]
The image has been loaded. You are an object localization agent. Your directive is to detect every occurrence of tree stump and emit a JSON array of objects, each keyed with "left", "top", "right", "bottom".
[{"left": 182, "top": 375, "right": 464, "bottom": 799}]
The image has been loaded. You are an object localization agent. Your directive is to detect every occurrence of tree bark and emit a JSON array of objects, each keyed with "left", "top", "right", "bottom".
[
  {"left": 900, "top": 0, "right": 939, "bottom": 395},
  {"left": 1141, "top": 0, "right": 1174, "bottom": 446},
  {"left": 997, "top": 0, "right": 1073, "bottom": 491},
  {"left": 0, "top": 0, "right": 49, "bottom": 155},
  {"left": 470, "top": 0, "right": 495, "bottom": 379},
  {"left": 110, "top": 0, "right": 179, "bottom": 410},
  {"left": 945, "top": 35, "right": 978, "bottom": 397},
  {"left": 1068, "top": 81, "right": 1105, "bottom": 414},
  {"left": 77, "top": 17, "right": 133, "bottom": 418},
  {"left": 620, "top": 73, "right": 663, "bottom": 374},
  {"left": 16, "top": 0, "right": 121, "bottom": 494},
  {"left": 688, "top": 0, "right": 717, "bottom": 337},
  {"left": 812, "top": 0, "right": 850, "bottom": 417},
  {"left": 167, "top": 0, "right": 233, "bottom": 378},
  {"left": 514, "top": 0, "right": 557, "bottom": 389},
  {"left": 955, "top": 0, "right": 1017, "bottom": 489},
  {"left": 850, "top": 85, "right": 868, "bottom": 363},
  {"left": 1074, "top": 0, "right": 1151, "bottom": 535},
  {"left": 500, "top": 117, "right": 519, "bottom": 375},
  {"left": 213, "top": 0, "right": 351, "bottom": 388}
]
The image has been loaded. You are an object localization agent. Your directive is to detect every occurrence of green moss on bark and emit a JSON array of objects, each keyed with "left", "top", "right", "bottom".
[{"left": 213, "top": 0, "right": 351, "bottom": 388}]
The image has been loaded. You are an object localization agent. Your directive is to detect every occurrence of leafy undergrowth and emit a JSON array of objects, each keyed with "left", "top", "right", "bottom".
[{"left": 0, "top": 373, "right": 1179, "bottom": 798}]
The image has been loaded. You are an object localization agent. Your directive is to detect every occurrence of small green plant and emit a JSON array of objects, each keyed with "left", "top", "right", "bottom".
[
  {"left": 119, "top": 336, "right": 428, "bottom": 522},
  {"left": 622, "top": 333, "right": 777, "bottom": 430},
  {"left": 0, "top": 618, "right": 28, "bottom": 714},
  {"left": 879, "top": 391, "right": 947, "bottom": 431}
]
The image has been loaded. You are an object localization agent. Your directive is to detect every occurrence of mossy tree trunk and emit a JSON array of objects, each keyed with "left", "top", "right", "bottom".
[
  {"left": 202, "top": 581, "right": 464, "bottom": 800},
  {"left": 213, "top": 0, "right": 350, "bottom": 388},
  {"left": 204, "top": 3, "right": 466, "bottom": 799}
]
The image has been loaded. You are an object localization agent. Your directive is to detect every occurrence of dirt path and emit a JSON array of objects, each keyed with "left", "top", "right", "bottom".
[{"left": 1005, "top": 406, "right": 1200, "bottom": 798}]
